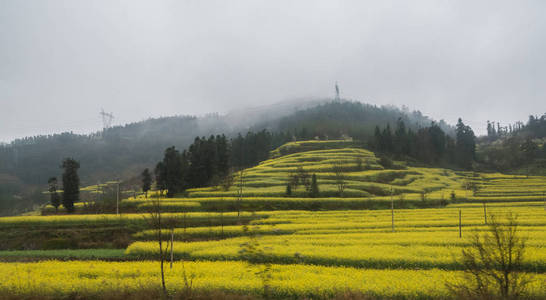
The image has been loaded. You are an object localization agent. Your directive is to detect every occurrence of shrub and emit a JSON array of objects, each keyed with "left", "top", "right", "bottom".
[{"left": 447, "top": 213, "right": 532, "bottom": 299}]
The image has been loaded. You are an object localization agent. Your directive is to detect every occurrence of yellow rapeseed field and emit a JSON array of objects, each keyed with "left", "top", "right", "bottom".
[{"left": 1, "top": 260, "right": 544, "bottom": 298}]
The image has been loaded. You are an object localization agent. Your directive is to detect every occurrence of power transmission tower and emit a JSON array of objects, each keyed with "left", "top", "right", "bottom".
[
  {"left": 100, "top": 109, "right": 114, "bottom": 131},
  {"left": 335, "top": 82, "right": 340, "bottom": 102}
]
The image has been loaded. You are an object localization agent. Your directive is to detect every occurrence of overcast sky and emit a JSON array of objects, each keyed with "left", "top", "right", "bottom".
[{"left": 1, "top": 0, "right": 545, "bottom": 142}]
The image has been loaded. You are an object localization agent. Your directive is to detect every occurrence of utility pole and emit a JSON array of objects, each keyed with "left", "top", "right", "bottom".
[
  {"left": 459, "top": 209, "right": 462, "bottom": 238},
  {"left": 483, "top": 202, "right": 487, "bottom": 225},
  {"left": 96, "top": 182, "right": 100, "bottom": 203},
  {"left": 237, "top": 169, "right": 244, "bottom": 219},
  {"left": 170, "top": 228, "right": 174, "bottom": 269},
  {"left": 116, "top": 180, "right": 120, "bottom": 215},
  {"left": 391, "top": 188, "right": 395, "bottom": 232}
]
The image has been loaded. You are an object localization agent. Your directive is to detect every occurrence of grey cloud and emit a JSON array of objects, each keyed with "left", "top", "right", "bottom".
[{"left": 1, "top": 0, "right": 545, "bottom": 141}]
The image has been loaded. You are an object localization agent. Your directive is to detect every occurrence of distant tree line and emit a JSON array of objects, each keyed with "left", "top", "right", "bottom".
[
  {"left": 372, "top": 118, "right": 476, "bottom": 169},
  {"left": 486, "top": 113, "right": 546, "bottom": 141},
  {"left": 151, "top": 131, "right": 291, "bottom": 197},
  {"left": 478, "top": 114, "right": 546, "bottom": 173},
  {"left": 231, "top": 130, "right": 291, "bottom": 168},
  {"left": 258, "top": 101, "right": 454, "bottom": 142}
]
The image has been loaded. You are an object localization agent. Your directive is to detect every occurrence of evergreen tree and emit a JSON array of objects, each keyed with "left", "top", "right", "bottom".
[
  {"left": 407, "top": 129, "right": 418, "bottom": 158},
  {"left": 61, "top": 158, "right": 80, "bottom": 213},
  {"left": 309, "top": 173, "right": 319, "bottom": 198},
  {"left": 382, "top": 124, "right": 393, "bottom": 153},
  {"left": 520, "top": 138, "right": 539, "bottom": 163},
  {"left": 187, "top": 137, "right": 205, "bottom": 187},
  {"left": 445, "top": 135, "right": 456, "bottom": 164},
  {"left": 230, "top": 133, "right": 245, "bottom": 167},
  {"left": 154, "top": 161, "right": 167, "bottom": 194},
  {"left": 455, "top": 118, "right": 476, "bottom": 169},
  {"left": 141, "top": 168, "right": 152, "bottom": 199},
  {"left": 204, "top": 135, "right": 219, "bottom": 185},
  {"left": 285, "top": 182, "right": 292, "bottom": 196},
  {"left": 162, "top": 146, "right": 186, "bottom": 197},
  {"left": 47, "top": 176, "right": 60, "bottom": 213},
  {"left": 394, "top": 118, "right": 408, "bottom": 156},
  {"left": 428, "top": 122, "right": 446, "bottom": 162},
  {"left": 216, "top": 134, "right": 230, "bottom": 178},
  {"left": 487, "top": 120, "right": 497, "bottom": 137},
  {"left": 373, "top": 126, "right": 382, "bottom": 151}
]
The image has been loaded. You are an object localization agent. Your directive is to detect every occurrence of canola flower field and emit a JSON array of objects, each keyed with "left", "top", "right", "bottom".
[
  {"left": 126, "top": 205, "right": 546, "bottom": 272},
  {"left": 1, "top": 203, "right": 545, "bottom": 298},
  {"left": 1, "top": 261, "right": 545, "bottom": 299},
  {"left": 2, "top": 141, "right": 546, "bottom": 298}
]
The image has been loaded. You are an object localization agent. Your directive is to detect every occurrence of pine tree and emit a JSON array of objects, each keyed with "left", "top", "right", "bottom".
[
  {"left": 428, "top": 122, "right": 446, "bottom": 162},
  {"left": 520, "top": 138, "right": 539, "bottom": 163},
  {"left": 285, "top": 182, "right": 292, "bottom": 197},
  {"left": 382, "top": 124, "right": 393, "bottom": 153},
  {"left": 394, "top": 118, "right": 408, "bottom": 156},
  {"left": 162, "top": 146, "right": 185, "bottom": 197},
  {"left": 154, "top": 162, "right": 167, "bottom": 195},
  {"left": 61, "top": 158, "right": 80, "bottom": 213},
  {"left": 47, "top": 176, "right": 60, "bottom": 213},
  {"left": 373, "top": 126, "right": 382, "bottom": 151},
  {"left": 141, "top": 168, "right": 152, "bottom": 199},
  {"left": 216, "top": 134, "right": 230, "bottom": 178},
  {"left": 455, "top": 118, "right": 476, "bottom": 169}
]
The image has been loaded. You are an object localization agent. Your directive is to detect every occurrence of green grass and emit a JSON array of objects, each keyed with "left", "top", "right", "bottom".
[{"left": 0, "top": 249, "right": 127, "bottom": 261}]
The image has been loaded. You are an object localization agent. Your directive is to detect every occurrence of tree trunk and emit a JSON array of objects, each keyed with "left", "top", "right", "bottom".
[{"left": 170, "top": 227, "right": 174, "bottom": 269}]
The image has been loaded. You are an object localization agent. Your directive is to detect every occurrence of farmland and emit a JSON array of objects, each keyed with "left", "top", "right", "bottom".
[{"left": 0, "top": 141, "right": 545, "bottom": 299}]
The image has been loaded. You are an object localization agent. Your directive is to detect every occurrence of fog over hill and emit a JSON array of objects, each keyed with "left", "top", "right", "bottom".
[{"left": 0, "top": 98, "right": 452, "bottom": 214}]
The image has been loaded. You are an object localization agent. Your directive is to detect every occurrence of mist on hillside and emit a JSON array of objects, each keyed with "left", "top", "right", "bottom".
[{"left": 2, "top": 1, "right": 546, "bottom": 142}]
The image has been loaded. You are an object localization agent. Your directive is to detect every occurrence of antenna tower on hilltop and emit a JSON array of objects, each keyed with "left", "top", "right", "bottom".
[{"left": 100, "top": 109, "right": 114, "bottom": 131}]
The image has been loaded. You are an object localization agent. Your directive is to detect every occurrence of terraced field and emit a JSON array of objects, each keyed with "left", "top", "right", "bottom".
[
  {"left": 1, "top": 141, "right": 546, "bottom": 299},
  {"left": 1, "top": 203, "right": 545, "bottom": 298},
  {"left": 112, "top": 140, "right": 546, "bottom": 214}
]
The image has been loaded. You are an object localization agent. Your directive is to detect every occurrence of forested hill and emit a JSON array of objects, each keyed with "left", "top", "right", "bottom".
[
  {"left": 254, "top": 101, "right": 453, "bottom": 140},
  {"left": 476, "top": 114, "right": 546, "bottom": 174},
  {"left": 0, "top": 99, "right": 447, "bottom": 214}
]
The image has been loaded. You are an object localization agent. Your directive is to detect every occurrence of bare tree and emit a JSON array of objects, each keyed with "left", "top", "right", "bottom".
[
  {"left": 147, "top": 191, "right": 169, "bottom": 295},
  {"left": 355, "top": 157, "right": 363, "bottom": 171},
  {"left": 333, "top": 161, "right": 346, "bottom": 196},
  {"left": 239, "top": 219, "right": 273, "bottom": 299},
  {"left": 297, "top": 166, "right": 311, "bottom": 193},
  {"left": 447, "top": 213, "right": 531, "bottom": 300},
  {"left": 220, "top": 171, "right": 235, "bottom": 192},
  {"left": 237, "top": 169, "right": 245, "bottom": 218},
  {"left": 47, "top": 177, "right": 61, "bottom": 213},
  {"left": 288, "top": 171, "right": 299, "bottom": 192}
]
